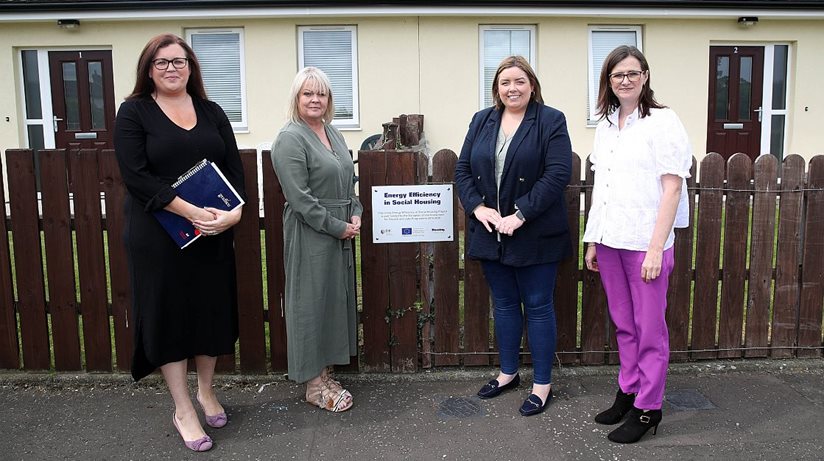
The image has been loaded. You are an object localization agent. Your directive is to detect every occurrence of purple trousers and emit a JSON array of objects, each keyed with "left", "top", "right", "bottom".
[{"left": 596, "top": 244, "right": 674, "bottom": 410}]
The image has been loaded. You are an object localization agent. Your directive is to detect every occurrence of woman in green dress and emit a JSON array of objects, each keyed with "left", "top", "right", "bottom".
[{"left": 270, "top": 67, "right": 362, "bottom": 412}]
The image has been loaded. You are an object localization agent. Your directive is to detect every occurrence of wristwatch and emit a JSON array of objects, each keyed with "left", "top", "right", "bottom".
[{"left": 515, "top": 210, "right": 525, "bottom": 222}]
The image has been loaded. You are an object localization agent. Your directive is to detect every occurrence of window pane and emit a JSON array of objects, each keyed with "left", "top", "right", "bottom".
[
  {"left": 303, "top": 30, "right": 355, "bottom": 120},
  {"left": 715, "top": 56, "right": 729, "bottom": 120},
  {"left": 22, "top": 50, "right": 42, "bottom": 119},
  {"left": 738, "top": 56, "right": 752, "bottom": 120},
  {"left": 88, "top": 61, "right": 105, "bottom": 130},
  {"left": 62, "top": 62, "right": 80, "bottom": 130},
  {"left": 772, "top": 45, "right": 788, "bottom": 110},
  {"left": 190, "top": 32, "right": 243, "bottom": 123},
  {"left": 770, "top": 114, "right": 785, "bottom": 161},
  {"left": 482, "top": 29, "right": 532, "bottom": 108},
  {"left": 27, "top": 125, "right": 45, "bottom": 191}
]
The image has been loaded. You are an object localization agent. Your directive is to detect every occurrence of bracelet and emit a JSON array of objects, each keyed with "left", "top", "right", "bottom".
[{"left": 587, "top": 243, "right": 596, "bottom": 247}]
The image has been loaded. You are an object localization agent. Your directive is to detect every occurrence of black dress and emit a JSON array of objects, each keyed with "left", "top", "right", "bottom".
[{"left": 113, "top": 96, "right": 245, "bottom": 381}]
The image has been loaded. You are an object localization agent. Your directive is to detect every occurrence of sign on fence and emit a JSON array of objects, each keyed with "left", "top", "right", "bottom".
[{"left": 371, "top": 184, "right": 454, "bottom": 243}]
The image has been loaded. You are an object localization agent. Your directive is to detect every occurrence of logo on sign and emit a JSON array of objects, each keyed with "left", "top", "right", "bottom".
[{"left": 402, "top": 228, "right": 412, "bottom": 235}]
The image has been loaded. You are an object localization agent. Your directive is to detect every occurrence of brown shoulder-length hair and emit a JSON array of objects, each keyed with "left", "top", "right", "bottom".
[
  {"left": 491, "top": 55, "right": 543, "bottom": 110},
  {"left": 125, "top": 33, "right": 207, "bottom": 100},
  {"left": 595, "top": 45, "right": 664, "bottom": 122}
]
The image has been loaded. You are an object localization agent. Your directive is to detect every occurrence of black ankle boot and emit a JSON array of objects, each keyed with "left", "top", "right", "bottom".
[
  {"left": 594, "top": 389, "right": 636, "bottom": 425},
  {"left": 607, "top": 407, "right": 662, "bottom": 444}
]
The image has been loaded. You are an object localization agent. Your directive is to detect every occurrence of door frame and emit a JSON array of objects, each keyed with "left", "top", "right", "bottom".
[
  {"left": 18, "top": 47, "right": 114, "bottom": 151},
  {"left": 708, "top": 42, "right": 792, "bottom": 159}
]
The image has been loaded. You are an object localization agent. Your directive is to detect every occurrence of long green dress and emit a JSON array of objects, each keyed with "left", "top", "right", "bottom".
[{"left": 270, "top": 121, "right": 362, "bottom": 383}]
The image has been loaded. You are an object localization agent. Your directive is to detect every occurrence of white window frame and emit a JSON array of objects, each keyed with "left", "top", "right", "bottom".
[
  {"left": 587, "top": 25, "right": 642, "bottom": 124},
  {"left": 19, "top": 49, "right": 56, "bottom": 149},
  {"left": 186, "top": 28, "right": 248, "bottom": 132},
  {"left": 759, "top": 43, "right": 791, "bottom": 158},
  {"left": 298, "top": 25, "right": 359, "bottom": 129},
  {"left": 478, "top": 25, "right": 537, "bottom": 109}
]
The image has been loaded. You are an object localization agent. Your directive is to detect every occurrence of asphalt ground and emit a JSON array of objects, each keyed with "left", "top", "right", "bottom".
[{"left": 1, "top": 358, "right": 823, "bottom": 460}]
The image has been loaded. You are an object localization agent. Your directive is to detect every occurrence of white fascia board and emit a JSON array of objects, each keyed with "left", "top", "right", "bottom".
[{"left": 3, "top": 6, "right": 824, "bottom": 23}]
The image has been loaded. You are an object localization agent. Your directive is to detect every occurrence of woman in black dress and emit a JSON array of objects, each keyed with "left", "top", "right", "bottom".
[{"left": 114, "top": 33, "right": 245, "bottom": 452}]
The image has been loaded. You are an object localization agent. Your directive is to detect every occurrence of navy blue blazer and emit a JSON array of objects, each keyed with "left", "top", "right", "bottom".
[{"left": 455, "top": 100, "right": 572, "bottom": 267}]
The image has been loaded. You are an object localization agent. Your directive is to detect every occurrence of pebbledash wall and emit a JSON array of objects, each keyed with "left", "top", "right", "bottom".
[{"left": 0, "top": 1, "right": 823, "bottom": 188}]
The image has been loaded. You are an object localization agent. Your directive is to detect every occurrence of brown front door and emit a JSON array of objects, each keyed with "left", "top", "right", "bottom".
[
  {"left": 706, "top": 46, "right": 764, "bottom": 161},
  {"left": 48, "top": 50, "right": 116, "bottom": 151}
]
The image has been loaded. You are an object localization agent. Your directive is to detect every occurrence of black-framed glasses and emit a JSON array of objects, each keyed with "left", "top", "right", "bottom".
[
  {"left": 609, "top": 70, "right": 645, "bottom": 83},
  {"left": 152, "top": 57, "right": 189, "bottom": 70}
]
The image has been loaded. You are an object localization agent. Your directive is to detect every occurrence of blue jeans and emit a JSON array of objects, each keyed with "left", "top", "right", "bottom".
[{"left": 481, "top": 261, "right": 558, "bottom": 385}]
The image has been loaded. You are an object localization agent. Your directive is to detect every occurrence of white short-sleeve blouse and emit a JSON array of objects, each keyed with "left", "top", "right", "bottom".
[{"left": 582, "top": 107, "right": 693, "bottom": 251}]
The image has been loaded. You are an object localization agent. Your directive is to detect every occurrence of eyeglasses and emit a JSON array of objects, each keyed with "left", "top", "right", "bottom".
[
  {"left": 609, "top": 70, "right": 645, "bottom": 83},
  {"left": 152, "top": 57, "right": 189, "bottom": 70}
]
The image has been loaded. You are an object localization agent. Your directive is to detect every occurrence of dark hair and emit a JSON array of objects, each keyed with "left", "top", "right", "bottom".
[
  {"left": 125, "top": 33, "right": 207, "bottom": 100},
  {"left": 491, "top": 55, "right": 543, "bottom": 110},
  {"left": 596, "top": 45, "right": 664, "bottom": 122}
]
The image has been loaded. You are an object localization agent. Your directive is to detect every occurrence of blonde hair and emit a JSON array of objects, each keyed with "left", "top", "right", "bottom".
[{"left": 287, "top": 66, "right": 336, "bottom": 124}]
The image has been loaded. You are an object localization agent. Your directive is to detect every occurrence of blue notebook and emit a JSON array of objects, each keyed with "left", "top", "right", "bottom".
[{"left": 153, "top": 159, "right": 245, "bottom": 249}]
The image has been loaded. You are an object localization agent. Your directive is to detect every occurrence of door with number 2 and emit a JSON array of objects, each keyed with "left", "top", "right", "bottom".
[{"left": 706, "top": 46, "right": 764, "bottom": 161}]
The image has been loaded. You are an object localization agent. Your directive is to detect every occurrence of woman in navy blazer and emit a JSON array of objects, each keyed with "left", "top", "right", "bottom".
[{"left": 455, "top": 56, "right": 572, "bottom": 416}]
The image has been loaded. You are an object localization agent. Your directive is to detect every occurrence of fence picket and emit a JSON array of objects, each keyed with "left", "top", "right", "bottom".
[
  {"left": 234, "top": 149, "right": 266, "bottom": 372},
  {"left": 358, "top": 150, "right": 391, "bottom": 371},
  {"left": 798, "top": 155, "right": 824, "bottom": 358},
  {"left": 772, "top": 155, "right": 805, "bottom": 357},
  {"left": 667, "top": 158, "right": 697, "bottom": 362},
  {"left": 745, "top": 155, "right": 778, "bottom": 357},
  {"left": 0, "top": 152, "right": 20, "bottom": 369},
  {"left": 717, "top": 153, "right": 751, "bottom": 359},
  {"left": 99, "top": 149, "right": 133, "bottom": 370},
  {"left": 431, "top": 150, "right": 460, "bottom": 366},
  {"left": 6, "top": 149, "right": 49, "bottom": 369},
  {"left": 556, "top": 154, "right": 581, "bottom": 365},
  {"left": 69, "top": 149, "right": 112, "bottom": 371},
  {"left": 691, "top": 153, "right": 724, "bottom": 360},
  {"left": 581, "top": 157, "right": 607, "bottom": 365},
  {"left": 40, "top": 149, "right": 82, "bottom": 370},
  {"left": 386, "top": 152, "right": 421, "bottom": 373},
  {"left": 261, "top": 150, "right": 288, "bottom": 371}
]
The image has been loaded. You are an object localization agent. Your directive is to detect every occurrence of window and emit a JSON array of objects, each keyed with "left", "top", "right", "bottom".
[
  {"left": 588, "top": 26, "right": 641, "bottom": 123},
  {"left": 186, "top": 28, "right": 247, "bottom": 130},
  {"left": 479, "top": 25, "right": 536, "bottom": 109},
  {"left": 764, "top": 44, "right": 790, "bottom": 161},
  {"left": 298, "top": 25, "right": 359, "bottom": 128}
]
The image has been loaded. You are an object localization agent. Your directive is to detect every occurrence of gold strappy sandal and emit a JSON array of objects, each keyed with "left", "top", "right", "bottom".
[{"left": 305, "top": 368, "right": 353, "bottom": 412}]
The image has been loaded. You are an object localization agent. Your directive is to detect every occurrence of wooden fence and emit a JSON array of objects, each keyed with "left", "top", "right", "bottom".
[{"left": 0, "top": 148, "right": 822, "bottom": 373}]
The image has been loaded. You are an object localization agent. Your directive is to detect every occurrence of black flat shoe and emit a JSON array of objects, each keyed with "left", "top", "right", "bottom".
[
  {"left": 519, "top": 388, "right": 553, "bottom": 416},
  {"left": 477, "top": 373, "right": 520, "bottom": 399},
  {"left": 595, "top": 389, "right": 636, "bottom": 425},
  {"left": 607, "top": 407, "right": 662, "bottom": 444}
]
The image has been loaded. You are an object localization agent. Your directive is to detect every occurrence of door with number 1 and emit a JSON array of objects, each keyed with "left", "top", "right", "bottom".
[{"left": 48, "top": 50, "right": 116, "bottom": 151}]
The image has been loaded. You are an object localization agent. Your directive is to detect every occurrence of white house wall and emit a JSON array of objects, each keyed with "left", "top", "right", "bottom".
[{"left": 0, "top": 14, "right": 822, "bottom": 172}]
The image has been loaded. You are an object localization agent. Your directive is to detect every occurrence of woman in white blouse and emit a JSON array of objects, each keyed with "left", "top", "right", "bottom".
[{"left": 583, "top": 45, "right": 692, "bottom": 444}]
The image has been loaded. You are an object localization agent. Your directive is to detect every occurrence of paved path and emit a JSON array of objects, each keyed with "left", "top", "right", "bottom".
[{"left": 1, "top": 359, "right": 823, "bottom": 460}]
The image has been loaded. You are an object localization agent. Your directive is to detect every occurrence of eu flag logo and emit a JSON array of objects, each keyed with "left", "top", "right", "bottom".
[{"left": 402, "top": 228, "right": 412, "bottom": 235}]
